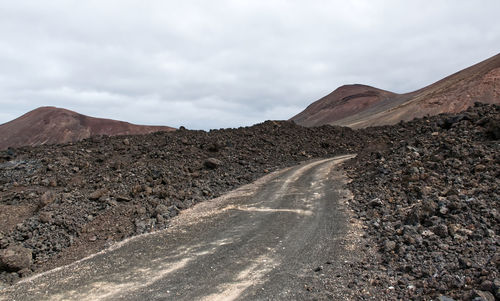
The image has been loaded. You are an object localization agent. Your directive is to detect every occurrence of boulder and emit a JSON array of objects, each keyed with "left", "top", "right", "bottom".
[
  {"left": 204, "top": 158, "right": 223, "bottom": 169},
  {"left": 154, "top": 204, "right": 169, "bottom": 217},
  {"left": 485, "top": 119, "right": 500, "bottom": 139},
  {"left": 89, "top": 189, "right": 107, "bottom": 200},
  {"left": 0, "top": 245, "right": 32, "bottom": 272},
  {"left": 38, "top": 211, "right": 54, "bottom": 224},
  {"left": 473, "top": 290, "right": 495, "bottom": 301},
  {"left": 39, "top": 191, "right": 56, "bottom": 207},
  {"left": 432, "top": 224, "right": 449, "bottom": 238}
]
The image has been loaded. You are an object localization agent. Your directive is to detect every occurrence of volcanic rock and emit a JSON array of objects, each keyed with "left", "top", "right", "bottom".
[
  {"left": 0, "top": 245, "right": 32, "bottom": 272},
  {"left": 472, "top": 290, "right": 495, "bottom": 301},
  {"left": 0, "top": 103, "right": 498, "bottom": 301},
  {"left": 204, "top": 158, "right": 223, "bottom": 169},
  {"left": 39, "top": 191, "right": 56, "bottom": 208},
  {"left": 344, "top": 103, "right": 499, "bottom": 299},
  {"left": 38, "top": 212, "right": 54, "bottom": 224},
  {"left": 89, "top": 189, "right": 107, "bottom": 200},
  {"left": 432, "top": 224, "right": 449, "bottom": 238},
  {"left": 485, "top": 119, "right": 500, "bottom": 139}
]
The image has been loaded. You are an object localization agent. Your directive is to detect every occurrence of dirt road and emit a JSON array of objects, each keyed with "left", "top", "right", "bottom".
[{"left": 1, "top": 155, "right": 356, "bottom": 300}]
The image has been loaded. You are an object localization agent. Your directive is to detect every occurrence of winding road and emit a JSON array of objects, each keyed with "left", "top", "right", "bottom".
[{"left": 1, "top": 155, "right": 355, "bottom": 301}]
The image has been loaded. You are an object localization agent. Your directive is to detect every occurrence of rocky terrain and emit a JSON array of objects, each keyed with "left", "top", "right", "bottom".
[
  {"left": 0, "top": 103, "right": 498, "bottom": 300},
  {"left": 291, "top": 53, "right": 500, "bottom": 128},
  {"left": 0, "top": 106, "right": 175, "bottom": 150},
  {"left": 343, "top": 102, "right": 499, "bottom": 300},
  {"left": 0, "top": 120, "right": 359, "bottom": 284}
]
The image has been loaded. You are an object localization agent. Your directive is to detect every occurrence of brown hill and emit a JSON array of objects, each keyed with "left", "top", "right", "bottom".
[
  {"left": 291, "top": 53, "right": 500, "bottom": 128},
  {"left": 290, "top": 84, "right": 404, "bottom": 127},
  {"left": 0, "top": 107, "right": 175, "bottom": 149}
]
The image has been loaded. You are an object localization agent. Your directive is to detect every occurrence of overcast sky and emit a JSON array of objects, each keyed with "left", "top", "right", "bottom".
[{"left": 0, "top": 1, "right": 499, "bottom": 129}]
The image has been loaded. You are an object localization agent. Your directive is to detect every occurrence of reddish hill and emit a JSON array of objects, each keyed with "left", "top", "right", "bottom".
[
  {"left": 291, "top": 84, "right": 404, "bottom": 127},
  {"left": 291, "top": 53, "right": 500, "bottom": 128},
  {"left": 0, "top": 107, "right": 175, "bottom": 149}
]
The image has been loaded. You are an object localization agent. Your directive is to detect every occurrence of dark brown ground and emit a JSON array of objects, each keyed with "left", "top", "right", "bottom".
[
  {"left": 0, "top": 120, "right": 359, "bottom": 282},
  {"left": 343, "top": 103, "right": 500, "bottom": 300},
  {"left": 1, "top": 103, "right": 499, "bottom": 300},
  {"left": 0, "top": 156, "right": 360, "bottom": 301}
]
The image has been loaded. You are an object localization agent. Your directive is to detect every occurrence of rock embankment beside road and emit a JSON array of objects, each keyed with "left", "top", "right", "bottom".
[{"left": 345, "top": 102, "right": 499, "bottom": 300}]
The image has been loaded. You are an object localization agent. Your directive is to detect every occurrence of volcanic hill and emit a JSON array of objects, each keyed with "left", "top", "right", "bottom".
[
  {"left": 291, "top": 53, "right": 500, "bottom": 128},
  {"left": 0, "top": 107, "right": 175, "bottom": 150}
]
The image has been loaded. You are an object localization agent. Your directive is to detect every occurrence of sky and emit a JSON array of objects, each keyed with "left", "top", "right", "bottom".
[{"left": 0, "top": 1, "right": 499, "bottom": 130}]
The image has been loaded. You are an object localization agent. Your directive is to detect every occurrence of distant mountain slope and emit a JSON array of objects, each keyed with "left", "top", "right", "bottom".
[
  {"left": 0, "top": 107, "right": 175, "bottom": 149},
  {"left": 291, "top": 53, "right": 500, "bottom": 128},
  {"left": 291, "top": 84, "right": 404, "bottom": 127}
]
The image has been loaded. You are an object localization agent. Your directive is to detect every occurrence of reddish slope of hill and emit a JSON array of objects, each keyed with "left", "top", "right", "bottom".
[
  {"left": 291, "top": 53, "right": 500, "bottom": 128},
  {"left": 291, "top": 84, "right": 405, "bottom": 127},
  {"left": 0, "top": 107, "right": 175, "bottom": 149}
]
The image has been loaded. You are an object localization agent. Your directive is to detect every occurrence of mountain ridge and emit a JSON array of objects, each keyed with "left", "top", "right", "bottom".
[{"left": 291, "top": 53, "right": 500, "bottom": 128}]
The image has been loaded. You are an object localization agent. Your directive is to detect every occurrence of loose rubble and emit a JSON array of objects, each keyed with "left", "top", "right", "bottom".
[
  {"left": 0, "top": 120, "right": 358, "bottom": 284},
  {"left": 344, "top": 103, "right": 499, "bottom": 300},
  {"left": 0, "top": 103, "right": 498, "bottom": 301}
]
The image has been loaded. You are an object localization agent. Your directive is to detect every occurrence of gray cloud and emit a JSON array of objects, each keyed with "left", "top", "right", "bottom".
[{"left": 0, "top": 0, "right": 499, "bottom": 129}]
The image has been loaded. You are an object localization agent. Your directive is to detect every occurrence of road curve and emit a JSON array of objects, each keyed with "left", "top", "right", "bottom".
[{"left": 1, "top": 155, "right": 356, "bottom": 301}]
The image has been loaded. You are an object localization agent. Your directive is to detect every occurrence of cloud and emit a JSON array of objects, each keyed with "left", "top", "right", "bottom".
[{"left": 0, "top": 0, "right": 499, "bottom": 129}]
